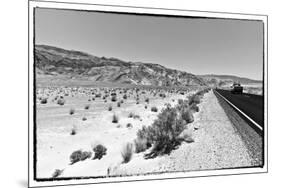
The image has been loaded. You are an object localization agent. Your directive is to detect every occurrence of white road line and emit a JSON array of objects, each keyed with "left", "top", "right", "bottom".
[{"left": 214, "top": 89, "right": 263, "bottom": 131}]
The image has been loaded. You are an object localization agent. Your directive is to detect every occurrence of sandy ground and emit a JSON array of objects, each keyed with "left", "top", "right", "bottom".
[
  {"left": 36, "top": 88, "right": 192, "bottom": 178},
  {"left": 36, "top": 88, "right": 252, "bottom": 178},
  {"left": 109, "top": 90, "right": 252, "bottom": 175}
]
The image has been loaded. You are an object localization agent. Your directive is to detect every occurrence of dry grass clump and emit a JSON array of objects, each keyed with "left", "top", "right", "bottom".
[
  {"left": 121, "top": 143, "right": 133, "bottom": 163},
  {"left": 181, "top": 108, "right": 194, "bottom": 124},
  {"left": 112, "top": 114, "right": 119, "bottom": 123},
  {"left": 151, "top": 106, "right": 158, "bottom": 112},
  {"left": 82, "top": 117, "right": 87, "bottom": 121},
  {"left": 117, "top": 102, "right": 121, "bottom": 107},
  {"left": 69, "top": 108, "right": 75, "bottom": 115},
  {"left": 123, "top": 94, "right": 127, "bottom": 99},
  {"left": 145, "top": 98, "right": 149, "bottom": 103},
  {"left": 84, "top": 104, "right": 90, "bottom": 110},
  {"left": 52, "top": 169, "right": 63, "bottom": 178},
  {"left": 92, "top": 144, "right": 107, "bottom": 160},
  {"left": 128, "top": 112, "right": 134, "bottom": 118},
  {"left": 111, "top": 96, "right": 117, "bottom": 102}
]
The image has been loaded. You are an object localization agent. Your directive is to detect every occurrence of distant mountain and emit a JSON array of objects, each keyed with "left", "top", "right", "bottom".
[
  {"left": 198, "top": 74, "right": 262, "bottom": 87},
  {"left": 35, "top": 45, "right": 206, "bottom": 87}
]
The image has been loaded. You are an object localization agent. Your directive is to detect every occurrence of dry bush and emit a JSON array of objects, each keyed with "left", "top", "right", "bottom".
[
  {"left": 188, "top": 95, "right": 200, "bottom": 105},
  {"left": 126, "top": 123, "right": 133, "bottom": 128},
  {"left": 69, "top": 150, "right": 83, "bottom": 164},
  {"left": 134, "top": 138, "right": 148, "bottom": 153},
  {"left": 138, "top": 105, "right": 186, "bottom": 157},
  {"left": 121, "top": 143, "right": 133, "bottom": 163},
  {"left": 85, "top": 104, "right": 90, "bottom": 110},
  {"left": 111, "top": 96, "right": 117, "bottom": 102},
  {"left": 112, "top": 114, "right": 119, "bottom": 123},
  {"left": 52, "top": 169, "right": 63, "bottom": 178},
  {"left": 70, "top": 126, "right": 77, "bottom": 135},
  {"left": 151, "top": 106, "right": 158, "bottom": 112},
  {"left": 93, "top": 144, "right": 107, "bottom": 160},
  {"left": 145, "top": 105, "right": 148, "bottom": 109},
  {"left": 69, "top": 108, "right": 75, "bottom": 115},
  {"left": 108, "top": 105, "right": 112, "bottom": 111},
  {"left": 145, "top": 98, "right": 149, "bottom": 103},
  {"left": 128, "top": 112, "right": 134, "bottom": 118},
  {"left": 57, "top": 98, "right": 65, "bottom": 105},
  {"left": 80, "top": 151, "right": 92, "bottom": 161},
  {"left": 40, "top": 98, "right": 48, "bottom": 104},
  {"left": 82, "top": 117, "right": 87, "bottom": 121},
  {"left": 117, "top": 102, "right": 121, "bottom": 107},
  {"left": 123, "top": 94, "right": 127, "bottom": 99}
]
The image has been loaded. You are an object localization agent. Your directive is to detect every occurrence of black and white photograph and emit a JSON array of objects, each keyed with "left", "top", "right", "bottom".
[{"left": 28, "top": 0, "right": 268, "bottom": 187}]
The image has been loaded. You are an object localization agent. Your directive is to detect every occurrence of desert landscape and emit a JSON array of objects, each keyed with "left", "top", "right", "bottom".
[{"left": 35, "top": 45, "right": 262, "bottom": 179}]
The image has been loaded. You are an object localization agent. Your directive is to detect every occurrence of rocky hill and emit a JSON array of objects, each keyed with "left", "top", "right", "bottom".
[
  {"left": 198, "top": 74, "right": 262, "bottom": 87},
  {"left": 35, "top": 45, "right": 206, "bottom": 87}
]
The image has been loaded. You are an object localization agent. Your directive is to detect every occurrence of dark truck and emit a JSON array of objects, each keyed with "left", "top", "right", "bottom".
[{"left": 231, "top": 83, "right": 243, "bottom": 94}]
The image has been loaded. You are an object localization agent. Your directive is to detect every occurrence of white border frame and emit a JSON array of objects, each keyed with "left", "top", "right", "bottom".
[{"left": 28, "top": 0, "right": 268, "bottom": 187}]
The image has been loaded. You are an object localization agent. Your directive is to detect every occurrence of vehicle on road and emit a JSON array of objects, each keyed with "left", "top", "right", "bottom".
[{"left": 231, "top": 82, "right": 243, "bottom": 94}]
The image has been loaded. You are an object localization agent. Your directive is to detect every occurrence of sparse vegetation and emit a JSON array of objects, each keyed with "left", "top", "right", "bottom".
[
  {"left": 126, "top": 123, "right": 133, "bottom": 128},
  {"left": 93, "top": 144, "right": 107, "bottom": 160},
  {"left": 121, "top": 143, "right": 133, "bottom": 163},
  {"left": 108, "top": 105, "right": 112, "bottom": 111},
  {"left": 111, "top": 96, "right": 117, "bottom": 102},
  {"left": 82, "top": 117, "right": 87, "bottom": 121}
]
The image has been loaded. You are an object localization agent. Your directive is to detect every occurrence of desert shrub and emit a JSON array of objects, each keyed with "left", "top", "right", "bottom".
[
  {"left": 145, "top": 105, "right": 148, "bottom": 109},
  {"left": 120, "top": 100, "right": 124, "bottom": 104},
  {"left": 128, "top": 112, "right": 134, "bottom": 118},
  {"left": 108, "top": 105, "right": 112, "bottom": 111},
  {"left": 88, "top": 98, "right": 91, "bottom": 102},
  {"left": 123, "top": 94, "right": 127, "bottom": 99},
  {"left": 95, "top": 93, "right": 101, "bottom": 98},
  {"left": 138, "top": 105, "right": 187, "bottom": 157},
  {"left": 92, "top": 97, "right": 95, "bottom": 101},
  {"left": 85, "top": 104, "right": 90, "bottom": 110},
  {"left": 134, "top": 138, "right": 148, "bottom": 153},
  {"left": 70, "top": 126, "right": 77, "bottom": 135},
  {"left": 126, "top": 123, "right": 133, "bottom": 128},
  {"left": 69, "top": 108, "right": 75, "bottom": 115},
  {"left": 190, "top": 103, "right": 199, "bottom": 112},
  {"left": 57, "top": 98, "right": 65, "bottom": 105},
  {"left": 82, "top": 117, "right": 87, "bottom": 121},
  {"left": 70, "top": 150, "right": 83, "bottom": 164},
  {"left": 80, "top": 151, "right": 92, "bottom": 161},
  {"left": 52, "top": 169, "right": 63, "bottom": 178},
  {"left": 121, "top": 143, "right": 133, "bottom": 163},
  {"left": 145, "top": 98, "right": 149, "bottom": 103},
  {"left": 151, "top": 106, "right": 158, "bottom": 112},
  {"left": 93, "top": 144, "right": 107, "bottom": 160},
  {"left": 112, "top": 114, "right": 118, "bottom": 123},
  {"left": 40, "top": 98, "right": 48, "bottom": 104},
  {"left": 181, "top": 108, "right": 194, "bottom": 124},
  {"left": 117, "top": 102, "right": 121, "bottom": 107},
  {"left": 111, "top": 96, "right": 117, "bottom": 102},
  {"left": 104, "top": 100, "right": 107, "bottom": 103}
]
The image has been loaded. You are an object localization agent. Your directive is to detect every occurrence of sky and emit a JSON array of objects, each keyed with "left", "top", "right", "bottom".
[{"left": 35, "top": 8, "right": 264, "bottom": 80}]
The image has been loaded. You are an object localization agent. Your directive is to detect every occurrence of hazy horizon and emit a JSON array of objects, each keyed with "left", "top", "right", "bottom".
[{"left": 35, "top": 8, "right": 264, "bottom": 80}]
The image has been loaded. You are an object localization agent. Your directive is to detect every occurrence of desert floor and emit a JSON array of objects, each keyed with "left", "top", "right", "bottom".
[{"left": 36, "top": 88, "right": 252, "bottom": 178}]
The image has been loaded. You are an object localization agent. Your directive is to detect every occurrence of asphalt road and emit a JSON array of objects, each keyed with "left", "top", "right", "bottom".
[{"left": 215, "top": 89, "right": 264, "bottom": 128}]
